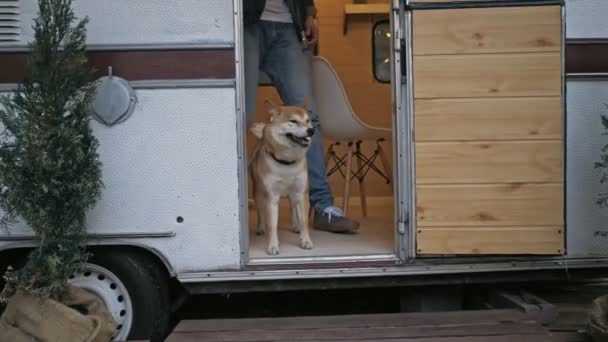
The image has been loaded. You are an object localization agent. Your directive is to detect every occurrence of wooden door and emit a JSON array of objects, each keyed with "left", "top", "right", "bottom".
[{"left": 412, "top": 5, "right": 564, "bottom": 255}]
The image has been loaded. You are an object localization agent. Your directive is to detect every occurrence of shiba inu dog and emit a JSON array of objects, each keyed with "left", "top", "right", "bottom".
[{"left": 249, "top": 99, "right": 315, "bottom": 255}]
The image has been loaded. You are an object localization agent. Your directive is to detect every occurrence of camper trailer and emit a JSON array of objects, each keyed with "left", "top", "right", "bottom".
[{"left": 1, "top": 0, "right": 608, "bottom": 340}]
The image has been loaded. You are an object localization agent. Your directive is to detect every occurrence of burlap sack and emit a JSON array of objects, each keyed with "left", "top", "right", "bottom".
[
  {"left": 588, "top": 294, "right": 608, "bottom": 342},
  {"left": 62, "top": 286, "right": 118, "bottom": 342},
  {"left": 0, "top": 285, "right": 117, "bottom": 342}
]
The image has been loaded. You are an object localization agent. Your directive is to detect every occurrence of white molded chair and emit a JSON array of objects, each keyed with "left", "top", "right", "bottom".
[{"left": 311, "top": 55, "right": 393, "bottom": 216}]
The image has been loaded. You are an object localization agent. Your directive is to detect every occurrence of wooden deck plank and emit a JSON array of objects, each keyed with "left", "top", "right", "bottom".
[
  {"left": 172, "top": 309, "right": 528, "bottom": 333},
  {"left": 166, "top": 321, "right": 547, "bottom": 342},
  {"left": 168, "top": 335, "right": 554, "bottom": 342},
  {"left": 547, "top": 332, "right": 591, "bottom": 342}
]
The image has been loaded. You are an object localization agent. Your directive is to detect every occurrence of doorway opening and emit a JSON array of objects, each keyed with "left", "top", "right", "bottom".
[{"left": 243, "top": 6, "right": 397, "bottom": 262}]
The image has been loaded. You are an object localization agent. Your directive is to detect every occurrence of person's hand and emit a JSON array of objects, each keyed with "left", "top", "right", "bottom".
[{"left": 304, "top": 15, "right": 319, "bottom": 48}]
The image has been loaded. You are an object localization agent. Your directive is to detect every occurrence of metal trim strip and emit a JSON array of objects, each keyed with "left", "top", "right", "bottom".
[
  {"left": 0, "top": 43, "right": 234, "bottom": 53},
  {"left": 0, "top": 79, "right": 236, "bottom": 92},
  {"left": 178, "top": 257, "right": 608, "bottom": 283},
  {"left": 566, "top": 73, "right": 608, "bottom": 80},
  {"left": 407, "top": 0, "right": 563, "bottom": 10},
  {"left": 248, "top": 254, "right": 401, "bottom": 266},
  {"left": 0, "top": 231, "right": 175, "bottom": 242},
  {"left": 403, "top": 8, "right": 417, "bottom": 260},
  {"left": 233, "top": 0, "right": 250, "bottom": 267},
  {"left": 560, "top": 1, "right": 567, "bottom": 255}
]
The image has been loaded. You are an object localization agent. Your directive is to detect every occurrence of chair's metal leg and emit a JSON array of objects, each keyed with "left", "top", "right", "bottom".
[
  {"left": 355, "top": 141, "right": 367, "bottom": 217},
  {"left": 377, "top": 139, "right": 393, "bottom": 193},
  {"left": 326, "top": 143, "right": 348, "bottom": 178},
  {"left": 325, "top": 143, "right": 334, "bottom": 170},
  {"left": 343, "top": 142, "right": 354, "bottom": 215}
]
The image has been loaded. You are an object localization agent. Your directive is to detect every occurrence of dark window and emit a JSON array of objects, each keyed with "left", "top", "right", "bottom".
[{"left": 372, "top": 20, "right": 391, "bottom": 83}]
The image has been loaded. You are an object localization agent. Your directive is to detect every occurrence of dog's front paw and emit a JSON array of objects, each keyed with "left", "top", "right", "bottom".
[
  {"left": 300, "top": 238, "right": 314, "bottom": 250},
  {"left": 266, "top": 244, "right": 280, "bottom": 255},
  {"left": 291, "top": 226, "right": 301, "bottom": 234}
]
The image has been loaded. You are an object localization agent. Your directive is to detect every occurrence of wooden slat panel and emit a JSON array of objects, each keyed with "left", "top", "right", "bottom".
[
  {"left": 413, "top": 52, "right": 561, "bottom": 98},
  {"left": 411, "top": 4, "right": 564, "bottom": 255},
  {"left": 416, "top": 183, "right": 563, "bottom": 227},
  {"left": 415, "top": 141, "right": 562, "bottom": 184},
  {"left": 414, "top": 97, "right": 562, "bottom": 141},
  {"left": 413, "top": 6, "right": 561, "bottom": 55},
  {"left": 417, "top": 227, "right": 564, "bottom": 255},
  {"left": 412, "top": 0, "right": 503, "bottom": 2}
]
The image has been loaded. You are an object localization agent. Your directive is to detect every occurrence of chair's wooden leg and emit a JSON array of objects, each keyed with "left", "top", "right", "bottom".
[
  {"left": 377, "top": 141, "right": 393, "bottom": 193},
  {"left": 355, "top": 142, "right": 367, "bottom": 217},
  {"left": 343, "top": 142, "right": 354, "bottom": 215}
]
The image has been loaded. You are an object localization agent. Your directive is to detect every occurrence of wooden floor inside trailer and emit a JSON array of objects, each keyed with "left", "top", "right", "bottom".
[
  {"left": 248, "top": 197, "right": 395, "bottom": 259},
  {"left": 165, "top": 308, "right": 589, "bottom": 342}
]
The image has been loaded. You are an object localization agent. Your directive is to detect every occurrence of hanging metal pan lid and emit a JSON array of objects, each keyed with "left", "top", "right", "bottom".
[{"left": 91, "top": 70, "right": 137, "bottom": 127}]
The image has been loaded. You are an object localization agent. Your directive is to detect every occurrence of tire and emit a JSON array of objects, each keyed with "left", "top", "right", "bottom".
[{"left": 68, "top": 249, "right": 171, "bottom": 342}]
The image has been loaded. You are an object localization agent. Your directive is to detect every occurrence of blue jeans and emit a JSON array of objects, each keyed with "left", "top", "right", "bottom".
[{"left": 244, "top": 20, "right": 334, "bottom": 211}]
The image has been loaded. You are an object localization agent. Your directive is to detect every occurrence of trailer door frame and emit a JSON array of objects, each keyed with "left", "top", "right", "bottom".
[{"left": 391, "top": 0, "right": 415, "bottom": 262}]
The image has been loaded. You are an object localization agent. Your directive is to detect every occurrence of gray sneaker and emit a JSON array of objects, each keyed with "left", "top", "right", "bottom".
[{"left": 313, "top": 206, "right": 360, "bottom": 234}]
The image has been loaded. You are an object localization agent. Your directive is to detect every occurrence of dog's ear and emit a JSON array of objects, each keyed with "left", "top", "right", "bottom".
[
  {"left": 264, "top": 99, "right": 280, "bottom": 118},
  {"left": 250, "top": 122, "right": 266, "bottom": 139}
]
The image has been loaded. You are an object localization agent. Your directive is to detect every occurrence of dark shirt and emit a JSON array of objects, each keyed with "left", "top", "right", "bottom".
[{"left": 244, "top": 0, "right": 316, "bottom": 41}]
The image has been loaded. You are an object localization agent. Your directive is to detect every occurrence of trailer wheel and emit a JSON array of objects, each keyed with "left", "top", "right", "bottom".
[{"left": 68, "top": 249, "right": 170, "bottom": 342}]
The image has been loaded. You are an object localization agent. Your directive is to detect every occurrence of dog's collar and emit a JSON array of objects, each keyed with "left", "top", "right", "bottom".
[{"left": 268, "top": 151, "right": 297, "bottom": 166}]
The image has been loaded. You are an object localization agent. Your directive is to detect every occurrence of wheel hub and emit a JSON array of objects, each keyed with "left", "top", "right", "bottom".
[{"left": 68, "top": 263, "right": 133, "bottom": 341}]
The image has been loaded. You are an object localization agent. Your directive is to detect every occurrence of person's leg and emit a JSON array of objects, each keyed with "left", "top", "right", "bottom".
[
  {"left": 259, "top": 22, "right": 359, "bottom": 233},
  {"left": 244, "top": 24, "right": 261, "bottom": 127},
  {"left": 260, "top": 22, "right": 332, "bottom": 210}
]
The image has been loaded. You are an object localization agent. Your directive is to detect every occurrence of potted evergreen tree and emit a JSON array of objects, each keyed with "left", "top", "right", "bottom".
[
  {"left": 588, "top": 105, "right": 608, "bottom": 341},
  {"left": 595, "top": 107, "right": 608, "bottom": 209},
  {"left": 0, "top": 0, "right": 116, "bottom": 340}
]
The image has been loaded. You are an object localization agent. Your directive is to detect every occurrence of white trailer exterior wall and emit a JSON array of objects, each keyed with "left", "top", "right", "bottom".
[
  {"left": 0, "top": 0, "right": 243, "bottom": 274},
  {"left": 16, "top": 0, "right": 234, "bottom": 47},
  {"left": 563, "top": 0, "right": 608, "bottom": 257}
]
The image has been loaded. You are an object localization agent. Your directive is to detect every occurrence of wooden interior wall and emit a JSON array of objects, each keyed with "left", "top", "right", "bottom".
[
  {"left": 246, "top": 0, "right": 393, "bottom": 199},
  {"left": 412, "top": 6, "right": 565, "bottom": 255}
]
